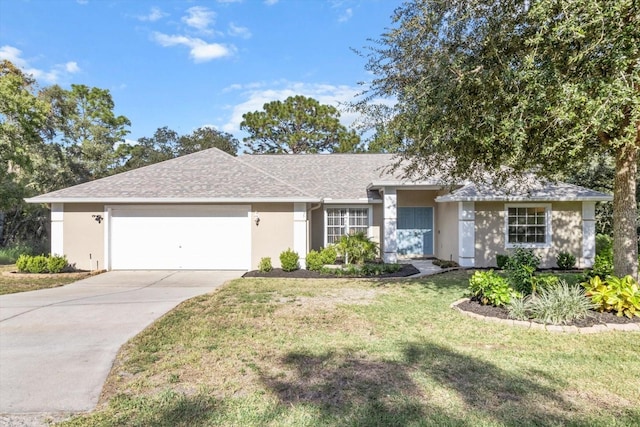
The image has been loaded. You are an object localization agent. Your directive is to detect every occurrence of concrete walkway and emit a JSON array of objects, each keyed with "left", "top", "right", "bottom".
[
  {"left": 0, "top": 270, "right": 241, "bottom": 422},
  {"left": 399, "top": 259, "right": 448, "bottom": 276}
]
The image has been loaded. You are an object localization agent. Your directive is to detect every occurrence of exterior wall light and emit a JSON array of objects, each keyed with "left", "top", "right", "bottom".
[
  {"left": 254, "top": 212, "right": 260, "bottom": 226},
  {"left": 92, "top": 214, "right": 103, "bottom": 224}
]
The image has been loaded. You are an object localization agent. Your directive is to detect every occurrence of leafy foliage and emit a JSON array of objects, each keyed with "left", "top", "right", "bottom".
[
  {"left": 47, "top": 255, "right": 68, "bottom": 273},
  {"left": 556, "top": 252, "right": 576, "bottom": 270},
  {"left": 15, "top": 254, "right": 68, "bottom": 273},
  {"left": 279, "top": 249, "right": 300, "bottom": 272},
  {"left": 468, "top": 270, "right": 518, "bottom": 307},
  {"left": 496, "top": 254, "right": 510, "bottom": 270},
  {"left": 320, "top": 263, "right": 402, "bottom": 276},
  {"left": 582, "top": 275, "right": 640, "bottom": 318},
  {"left": 357, "top": 0, "right": 639, "bottom": 278},
  {"left": 258, "top": 257, "right": 272, "bottom": 273},
  {"left": 240, "top": 95, "right": 360, "bottom": 154},
  {"left": 336, "top": 232, "right": 379, "bottom": 265},
  {"left": 505, "top": 249, "right": 541, "bottom": 295},
  {"left": 432, "top": 259, "right": 459, "bottom": 268},
  {"left": 508, "top": 281, "right": 595, "bottom": 325},
  {"left": 305, "top": 250, "right": 323, "bottom": 271}
]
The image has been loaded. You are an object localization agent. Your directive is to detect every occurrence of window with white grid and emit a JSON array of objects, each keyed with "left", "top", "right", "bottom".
[
  {"left": 326, "top": 207, "right": 370, "bottom": 244},
  {"left": 505, "top": 205, "right": 551, "bottom": 248}
]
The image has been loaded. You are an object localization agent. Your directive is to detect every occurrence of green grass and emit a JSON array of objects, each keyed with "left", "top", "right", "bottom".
[
  {"left": 60, "top": 271, "right": 640, "bottom": 426},
  {"left": 0, "top": 265, "right": 86, "bottom": 295}
]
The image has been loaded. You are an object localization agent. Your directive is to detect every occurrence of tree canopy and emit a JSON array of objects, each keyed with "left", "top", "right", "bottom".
[
  {"left": 240, "top": 95, "right": 360, "bottom": 154},
  {"left": 359, "top": 0, "right": 639, "bottom": 278}
]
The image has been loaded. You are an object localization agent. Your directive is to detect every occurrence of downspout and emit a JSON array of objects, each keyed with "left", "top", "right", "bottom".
[{"left": 307, "top": 203, "right": 322, "bottom": 252}]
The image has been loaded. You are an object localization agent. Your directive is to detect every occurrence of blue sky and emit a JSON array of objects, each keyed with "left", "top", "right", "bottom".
[{"left": 0, "top": 0, "right": 400, "bottom": 144}]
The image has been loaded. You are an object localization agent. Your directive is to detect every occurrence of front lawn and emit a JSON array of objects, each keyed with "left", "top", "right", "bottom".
[
  {"left": 61, "top": 271, "right": 640, "bottom": 426},
  {"left": 0, "top": 265, "right": 86, "bottom": 295}
]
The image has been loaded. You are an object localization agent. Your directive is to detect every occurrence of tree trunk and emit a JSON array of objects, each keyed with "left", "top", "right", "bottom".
[{"left": 613, "top": 142, "right": 638, "bottom": 280}]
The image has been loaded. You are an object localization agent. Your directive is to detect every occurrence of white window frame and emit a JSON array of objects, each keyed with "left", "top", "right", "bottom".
[
  {"left": 324, "top": 205, "right": 373, "bottom": 246},
  {"left": 504, "top": 203, "right": 552, "bottom": 249}
]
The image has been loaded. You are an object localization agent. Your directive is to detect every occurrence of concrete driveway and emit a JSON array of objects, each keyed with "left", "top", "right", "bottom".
[{"left": 0, "top": 270, "right": 241, "bottom": 418}]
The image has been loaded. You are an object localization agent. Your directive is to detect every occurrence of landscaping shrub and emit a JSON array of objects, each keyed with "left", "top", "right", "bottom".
[
  {"left": 15, "top": 254, "right": 30, "bottom": 272},
  {"left": 468, "top": 270, "right": 518, "bottom": 307},
  {"left": 432, "top": 259, "right": 459, "bottom": 268},
  {"left": 532, "top": 274, "right": 560, "bottom": 292},
  {"left": 336, "top": 232, "right": 379, "bottom": 265},
  {"left": 320, "top": 245, "right": 337, "bottom": 265},
  {"left": 586, "top": 254, "right": 614, "bottom": 279},
  {"left": 305, "top": 250, "right": 323, "bottom": 271},
  {"left": 279, "top": 249, "right": 300, "bottom": 272},
  {"left": 320, "top": 263, "right": 402, "bottom": 277},
  {"left": 258, "top": 257, "right": 272, "bottom": 273},
  {"left": 556, "top": 251, "right": 576, "bottom": 270},
  {"left": 595, "top": 234, "right": 613, "bottom": 258},
  {"left": 582, "top": 275, "right": 640, "bottom": 318},
  {"left": 509, "top": 281, "right": 595, "bottom": 325},
  {"left": 505, "top": 248, "right": 541, "bottom": 295},
  {"left": 26, "top": 255, "right": 49, "bottom": 274},
  {"left": 47, "top": 255, "right": 68, "bottom": 273},
  {"left": 496, "top": 254, "right": 510, "bottom": 269}
]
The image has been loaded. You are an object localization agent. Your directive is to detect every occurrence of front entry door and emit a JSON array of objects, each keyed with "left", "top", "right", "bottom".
[{"left": 397, "top": 207, "right": 434, "bottom": 256}]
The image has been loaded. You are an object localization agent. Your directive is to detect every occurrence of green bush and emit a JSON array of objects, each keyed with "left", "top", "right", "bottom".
[
  {"left": 305, "top": 250, "right": 323, "bottom": 271},
  {"left": 258, "top": 257, "right": 272, "bottom": 273},
  {"left": 26, "top": 255, "right": 49, "bottom": 274},
  {"left": 320, "top": 245, "right": 337, "bottom": 265},
  {"left": 587, "top": 254, "right": 614, "bottom": 279},
  {"left": 320, "top": 263, "right": 402, "bottom": 277},
  {"left": 505, "top": 248, "right": 541, "bottom": 295},
  {"left": 15, "top": 254, "right": 30, "bottom": 272},
  {"left": 468, "top": 270, "right": 518, "bottom": 307},
  {"left": 509, "top": 281, "right": 595, "bottom": 325},
  {"left": 47, "top": 255, "right": 68, "bottom": 273},
  {"left": 432, "top": 259, "right": 459, "bottom": 268},
  {"left": 279, "top": 249, "right": 300, "bottom": 272},
  {"left": 595, "top": 234, "right": 613, "bottom": 258},
  {"left": 556, "top": 252, "right": 576, "bottom": 270},
  {"left": 496, "top": 254, "right": 510, "bottom": 269},
  {"left": 336, "top": 232, "right": 378, "bottom": 265},
  {"left": 582, "top": 275, "right": 640, "bottom": 318}
]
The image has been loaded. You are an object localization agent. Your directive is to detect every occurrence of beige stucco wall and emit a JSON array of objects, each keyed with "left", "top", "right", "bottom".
[
  {"left": 250, "top": 203, "right": 294, "bottom": 269},
  {"left": 436, "top": 201, "right": 459, "bottom": 262},
  {"left": 371, "top": 203, "right": 383, "bottom": 250},
  {"left": 474, "top": 201, "right": 583, "bottom": 268},
  {"left": 63, "top": 203, "right": 105, "bottom": 271}
]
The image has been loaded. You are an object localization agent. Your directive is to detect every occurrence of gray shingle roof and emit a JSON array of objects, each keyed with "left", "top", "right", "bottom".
[{"left": 26, "top": 148, "right": 612, "bottom": 203}]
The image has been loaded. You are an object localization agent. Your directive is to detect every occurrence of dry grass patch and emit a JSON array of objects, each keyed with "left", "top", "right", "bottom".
[{"left": 0, "top": 264, "right": 87, "bottom": 295}]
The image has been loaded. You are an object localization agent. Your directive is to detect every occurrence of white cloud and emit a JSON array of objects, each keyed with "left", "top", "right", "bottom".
[
  {"left": 138, "top": 7, "right": 168, "bottom": 22},
  {"left": 221, "top": 81, "right": 362, "bottom": 135},
  {"left": 65, "top": 61, "right": 80, "bottom": 73},
  {"left": 228, "top": 22, "right": 251, "bottom": 39},
  {"left": 264, "top": 0, "right": 278, "bottom": 5},
  {"left": 152, "top": 32, "right": 233, "bottom": 62},
  {"left": 217, "top": 0, "right": 243, "bottom": 3},
  {"left": 76, "top": 0, "right": 88, "bottom": 4},
  {"left": 0, "top": 45, "right": 80, "bottom": 83},
  {"left": 338, "top": 8, "right": 353, "bottom": 23},
  {"left": 182, "top": 6, "right": 215, "bottom": 32}
]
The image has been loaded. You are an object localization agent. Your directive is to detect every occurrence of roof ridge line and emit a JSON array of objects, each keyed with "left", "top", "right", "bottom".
[{"left": 229, "top": 154, "right": 319, "bottom": 199}]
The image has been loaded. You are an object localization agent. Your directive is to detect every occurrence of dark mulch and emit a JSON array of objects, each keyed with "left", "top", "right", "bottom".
[
  {"left": 243, "top": 264, "right": 421, "bottom": 279},
  {"left": 457, "top": 299, "right": 640, "bottom": 328}
]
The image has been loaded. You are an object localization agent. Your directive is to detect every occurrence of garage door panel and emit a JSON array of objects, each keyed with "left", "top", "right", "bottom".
[{"left": 110, "top": 206, "right": 250, "bottom": 270}]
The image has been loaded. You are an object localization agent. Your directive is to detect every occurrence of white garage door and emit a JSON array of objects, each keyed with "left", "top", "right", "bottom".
[{"left": 109, "top": 205, "right": 250, "bottom": 270}]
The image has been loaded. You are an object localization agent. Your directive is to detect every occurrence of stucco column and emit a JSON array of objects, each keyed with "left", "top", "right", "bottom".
[
  {"left": 458, "top": 201, "right": 475, "bottom": 267},
  {"left": 582, "top": 202, "right": 596, "bottom": 268},
  {"left": 51, "top": 203, "right": 64, "bottom": 256},
  {"left": 293, "top": 203, "right": 308, "bottom": 268},
  {"left": 383, "top": 188, "right": 397, "bottom": 263}
]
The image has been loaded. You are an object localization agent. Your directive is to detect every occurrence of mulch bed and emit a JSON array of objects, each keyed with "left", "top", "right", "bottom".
[
  {"left": 243, "top": 264, "right": 421, "bottom": 279},
  {"left": 457, "top": 299, "right": 640, "bottom": 328}
]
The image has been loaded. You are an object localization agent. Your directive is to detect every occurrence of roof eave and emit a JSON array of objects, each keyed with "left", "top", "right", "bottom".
[
  {"left": 25, "top": 197, "right": 322, "bottom": 204},
  {"left": 435, "top": 196, "right": 614, "bottom": 203}
]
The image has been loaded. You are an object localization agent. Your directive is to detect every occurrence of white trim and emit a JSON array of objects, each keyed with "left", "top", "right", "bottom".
[
  {"left": 50, "top": 203, "right": 64, "bottom": 256},
  {"left": 104, "top": 207, "right": 111, "bottom": 271},
  {"left": 458, "top": 202, "right": 475, "bottom": 267},
  {"left": 504, "top": 203, "right": 552, "bottom": 249},
  {"left": 293, "top": 203, "right": 308, "bottom": 268},
  {"left": 382, "top": 188, "right": 397, "bottom": 263},
  {"left": 323, "top": 205, "right": 374, "bottom": 247},
  {"left": 582, "top": 202, "right": 596, "bottom": 268}
]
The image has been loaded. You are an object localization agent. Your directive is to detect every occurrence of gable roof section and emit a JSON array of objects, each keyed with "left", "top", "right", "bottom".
[{"left": 26, "top": 148, "right": 318, "bottom": 203}]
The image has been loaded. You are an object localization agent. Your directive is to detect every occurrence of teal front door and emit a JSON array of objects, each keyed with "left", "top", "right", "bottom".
[{"left": 397, "top": 207, "right": 434, "bottom": 256}]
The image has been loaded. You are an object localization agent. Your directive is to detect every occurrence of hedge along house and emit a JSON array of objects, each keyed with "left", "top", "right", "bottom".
[{"left": 26, "top": 148, "right": 612, "bottom": 271}]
